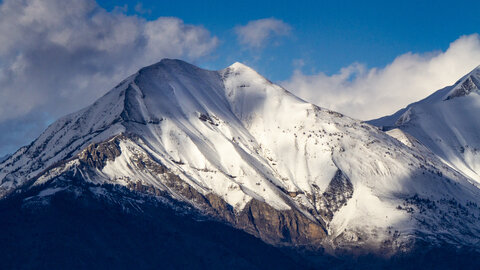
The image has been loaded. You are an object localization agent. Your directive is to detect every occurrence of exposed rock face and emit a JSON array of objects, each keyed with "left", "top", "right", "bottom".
[
  {"left": 123, "top": 138, "right": 328, "bottom": 248},
  {"left": 124, "top": 178, "right": 328, "bottom": 248},
  {"left": 236, "top": 199, "right": 326, "bottom": 247},
  {"left": 146, "top": 156, "right": 327, "bottom": 248},
  {"left": 42, "top": 134, "right": 328, "bottom": 248},
  {"left": 78, "top": 136, "right": 123, "bottom": 169}
]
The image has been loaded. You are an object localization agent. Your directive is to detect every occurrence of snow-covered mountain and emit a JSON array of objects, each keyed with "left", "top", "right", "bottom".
[
  {"left": 1, "top": 59, "right": 480, "bottom": 258},
  {"left": 370, "top": 66, "right": 480, "bottom": 184}
]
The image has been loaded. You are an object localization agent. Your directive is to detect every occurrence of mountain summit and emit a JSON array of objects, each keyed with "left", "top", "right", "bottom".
[{"left": 1, "top": 59, "right": 480, "bottom": 267}]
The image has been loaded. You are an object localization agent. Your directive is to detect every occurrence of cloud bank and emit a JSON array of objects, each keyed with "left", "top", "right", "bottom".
[
  {"left": 235, "top": 18, "right": 291, "bottom": 48},
  {"left": 283, "top": 34, "right": 480, "bottom": 120},
  {"left": 0, "top": 0, "right": 218, "bottom": 155}
]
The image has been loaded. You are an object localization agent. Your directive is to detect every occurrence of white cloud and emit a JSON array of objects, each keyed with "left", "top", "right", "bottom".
[
  {"left": 282, "top": 34, "right": 480, "bottom": 120},
  {"left": 235, "top": 18, "right": 291, "bottom": 48},
  {"left": 0, "top": 0, "right": 218, "bottom": 155},
  {"left": 134, "top": 2, "right": 150, "bottom": 15}
]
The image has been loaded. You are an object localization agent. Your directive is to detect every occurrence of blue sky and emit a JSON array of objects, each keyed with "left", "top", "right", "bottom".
[
  {"left": 0, "top": 0, "right": 479, "bottom": 156},
  {"left": 100, "top": 0, "right": 480, "bottom": 81}
]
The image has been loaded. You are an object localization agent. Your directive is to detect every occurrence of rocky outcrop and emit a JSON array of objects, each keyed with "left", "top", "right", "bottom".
[
  {"left": 78, "top": 136, "right": 123, "bottom": 169},
  {"left": 444, "top": 75, "right": 480, "bottom": 100},
  {"left": 318, "top": 170, "right": 354, "bottom": 221},
  {"left": 236, "top": 199, "right": 326, "bottom": 247},
  {"left": 72, "top": 134, "right": 328, "bottom": 248},
  {"left": 137, "top": 158, "right": 326, "bottom": 247}
]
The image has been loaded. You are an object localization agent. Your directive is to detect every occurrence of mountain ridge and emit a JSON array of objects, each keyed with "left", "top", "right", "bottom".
[
  {"left": 1, "top": 59, "right": 480, "bottom": 261},
  {"left": 369, "top": 65, "right": 480, "bottom": 184}
]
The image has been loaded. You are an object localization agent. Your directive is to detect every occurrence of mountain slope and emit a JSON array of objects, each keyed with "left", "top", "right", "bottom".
[
  {"left": 369, "top": 66, "right": 480, "bottom": 183},
  {"left": 1, "top": 59, "right": 480, "bottom": 256}
]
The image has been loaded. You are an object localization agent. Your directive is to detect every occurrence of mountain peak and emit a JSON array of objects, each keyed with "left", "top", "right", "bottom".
[
  {"left": 228, "top": 61, "right": 250, "bottom": 69},
  {"left": 225, "top": 62, "right": 261, "bottom": 75},
  {"left": 222, "top": 62, "right": 275, "bottom": 90},
  {"left": 138, "top": 58, "right": 200, "bottom": 74}
]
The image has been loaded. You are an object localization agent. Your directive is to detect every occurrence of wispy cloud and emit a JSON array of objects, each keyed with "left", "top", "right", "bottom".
[
  {"left": 235, "top": 18, "right": 291, "bottom": 49},
  {"left": 134, "top": 2, "right": 151, "bottom": 15},
  {"left": 282, "top": 34, "right": 480, "bottom": 120},
  {"left": 0, "top": 0, "right": 218, "bottom": 155}
]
